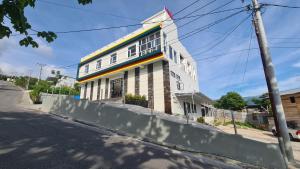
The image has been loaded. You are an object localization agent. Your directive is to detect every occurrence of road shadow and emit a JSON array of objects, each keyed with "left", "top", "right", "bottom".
[{"left": 0, "top": 110, "right": 220, "bottom": 169}]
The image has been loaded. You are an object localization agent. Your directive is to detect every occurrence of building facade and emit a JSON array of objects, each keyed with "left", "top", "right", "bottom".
[
  {"left": 280, "top": 89, "right": 300, "bottom": 123},
  {"left": 77, "top": 9, "right": 207, "bottom": 115}
]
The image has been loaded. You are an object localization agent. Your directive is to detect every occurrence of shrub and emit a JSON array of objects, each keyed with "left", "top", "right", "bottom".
[
  {"left": 213, "top": 119, "right": 222, "bottom": 126},
  {"left": 15, "top": 76, "right": 27, "bottom": 88},
  {"left": 125, "top": 94, "right": 148, "bottom": 108},
  {"left": 30, "top": 90, "right": 41, "bottom": 104},
  {"left": 197, "top": 117, "right": 205, "bottom": 123}
]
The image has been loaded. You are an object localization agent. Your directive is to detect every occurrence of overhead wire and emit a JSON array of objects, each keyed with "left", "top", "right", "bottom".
[
  {"left": 242, "top": 21, "right": 254, "bottom": 82},
  {"left": 192, "top": 11, "right": 253, "bottom": 55},
  {"left": 165, "top": 0, "right": 236, "bottom": 35},
  {"left": 261, "top": 3, "right": 300, "bottom": 9},
  {"left": 38, "top": 0, "right": 141, "bottom": 21},
  {"left": 172, "top": 0, "right": 202, "bottom": 16},
  {"left": 60, "top": 7, "right": 248, "bottom": 70}
]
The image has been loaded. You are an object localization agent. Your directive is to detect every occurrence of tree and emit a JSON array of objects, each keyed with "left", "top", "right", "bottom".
[
  {"left": 214, "top": 92, "right": 246, "bottom": 111},
  {"left": 0, "top": 0, "right": 92, "bottom": 48},
  {"left": 252, "top": 93, "right": 272, "bottom": 114}
]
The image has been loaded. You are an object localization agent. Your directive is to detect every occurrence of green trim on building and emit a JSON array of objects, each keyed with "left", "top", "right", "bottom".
[
  {"left": 79, "top": 25, "right": 161, "bottom": 66},
  {"left": 77, "top": 49, "right": 162, "bottom": 81}
]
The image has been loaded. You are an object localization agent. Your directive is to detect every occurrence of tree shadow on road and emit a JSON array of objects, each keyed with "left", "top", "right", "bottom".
[{"left": 0, "top": 111, "right": 220, "bottom": 169}]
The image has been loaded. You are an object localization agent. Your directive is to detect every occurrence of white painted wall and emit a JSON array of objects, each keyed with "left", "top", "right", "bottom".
[
  {"left": 159, "top": 13, "right": 200, "bottom": 115},
  {"left": 78, "top": 40, "right": 140, "bottom": 78},
  {"left": 100, "top": 78, "right": 105, "bottom": 100},
  {"left": 80, "top": 84, "right": 85, "bottom": 99},
  {"left": 153, "top": 61, "right": 165, "bottom": 112},
  {"left": 86, "top": 82, "right": 91, "bottom": 100},
  {"left": 127, "top": 69, "right": 135, "bottom": 95},
  {"left": 139, "top": 66, "right": 148, "bottom": 98}
]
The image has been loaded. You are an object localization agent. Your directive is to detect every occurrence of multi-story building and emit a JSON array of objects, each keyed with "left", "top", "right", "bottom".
[{"left": 77, "top": 9, "right": 211, "bottom": 115}]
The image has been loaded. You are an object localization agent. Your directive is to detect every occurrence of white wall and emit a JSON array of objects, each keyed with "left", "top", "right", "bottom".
[
  {"left": 153, "top": 61, "right": 165, "bottom": 112},
  {"left": 80, "top": 84, "right": 85, "bottom": 99},
  {"left": 139, "top": 66, "right": 148, "bottom": 98},
  {"left": 100, "top": 78, "right": 105, "bottom": 100},
  {"left": 127, "top": 69, "right": 135, "bottom": 95},
  {"left": 160, "top": 16, "right": 200, "bottom": 115},
  {"left": 78, "top": 40, "right": 140, "bottom": 78},
  {"left": 86, "top": 82, "right": 91, "bottom": 100}
]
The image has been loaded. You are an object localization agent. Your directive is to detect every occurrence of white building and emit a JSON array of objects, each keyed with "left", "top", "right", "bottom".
[
  {"left": 55, "top": 76, "right": 76, "bottom": 88},
  {"left": 77, "top": 9, "right": 212, "bottom": 115}
]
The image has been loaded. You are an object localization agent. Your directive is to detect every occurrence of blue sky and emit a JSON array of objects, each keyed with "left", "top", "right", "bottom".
[{"left": 1, "top": 0, "right": 300, "bottom": 99}]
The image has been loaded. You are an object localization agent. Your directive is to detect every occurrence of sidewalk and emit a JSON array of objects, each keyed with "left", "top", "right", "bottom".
[{"left": 217, "top": 124, "right": 300, "bottom": 167}]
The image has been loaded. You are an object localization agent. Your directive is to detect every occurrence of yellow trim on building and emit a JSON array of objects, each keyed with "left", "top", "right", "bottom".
[
  {"left": 79, "top": 54, "right": 164, "bottom": 84},
  {"left": 80, "top": 23, "right": 162, "bottom": 63}
]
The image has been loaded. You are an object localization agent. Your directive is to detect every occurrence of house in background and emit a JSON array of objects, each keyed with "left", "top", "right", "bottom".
[
  {"left": 76, "top": 9, "right": 211, "bottom": 116},
  {"left": 280, "top": 88, "right": 300, "bottom": 124}
]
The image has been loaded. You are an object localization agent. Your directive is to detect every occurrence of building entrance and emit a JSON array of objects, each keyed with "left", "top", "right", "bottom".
[{"left": 110, "top": 78, "right": 123, "bottom": 98}]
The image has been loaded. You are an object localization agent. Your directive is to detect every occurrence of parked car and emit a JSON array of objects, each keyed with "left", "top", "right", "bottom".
[{"left": 272, "top": 121, "right": 300, "bottom": 141}]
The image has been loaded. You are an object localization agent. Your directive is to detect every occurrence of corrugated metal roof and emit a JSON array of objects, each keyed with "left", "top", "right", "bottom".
[{"left": 280, "top": 88, "right": 300, "bottom": 95}]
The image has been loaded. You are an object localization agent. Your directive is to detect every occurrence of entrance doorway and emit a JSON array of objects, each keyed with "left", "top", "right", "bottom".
[{"left": 110, "top": 78, "right": 123, "bottom": 98}]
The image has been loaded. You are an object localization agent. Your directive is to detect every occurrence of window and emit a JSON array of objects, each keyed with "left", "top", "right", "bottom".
[
  {"left": 84, "top": 64, "right": 89, "bottom": 73},
  {"left": 96, "top": 59, "right": 102, "bottom": 69},
  {"left": 170, "top": 71, "right": 175, "bottom": 77},
  {"left": 290, "top": 96, "right": 296, "bottom": 103},
  {"left": 176, "top": 74, "right": 180, "bottom": 80},
  {"left": 139, "top": 31, "right": 161, "bottom": 56},
  {"left": 110, "top": 53, "right": 117, "bottom": 64},
  {"left": 176, "top": 81, "right": 181, "bottom": 90},
  {"left": 128, "top": 45, "right": 136, "bottom": 57},
  {"left": 180, "top": 54, "right": 184, "bottom": 64},
  {"left": 192, "top": 104, "right": 197, "bottom": 113},
  {"left": 174, "top": 50, "right": 178, "bottom": 63},
  {"left": 163, "top": 32, "right": 167, "bottom": 52},
  {"left": 169, "top": 46, "right": 173, "bottom": 59}
]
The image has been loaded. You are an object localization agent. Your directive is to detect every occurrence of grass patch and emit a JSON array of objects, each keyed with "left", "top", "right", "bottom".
[{"left": 223, "top": 121, "right": 256, "bottom": 129}]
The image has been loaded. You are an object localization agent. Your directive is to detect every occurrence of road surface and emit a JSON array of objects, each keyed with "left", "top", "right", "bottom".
[{"left": 0, "top": 81, "right": 246, "bottom": 169}]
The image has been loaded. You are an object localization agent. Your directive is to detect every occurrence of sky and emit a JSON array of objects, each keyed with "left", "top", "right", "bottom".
[{"left": 1, "top": 0, "right": 300, "bottom": 99}]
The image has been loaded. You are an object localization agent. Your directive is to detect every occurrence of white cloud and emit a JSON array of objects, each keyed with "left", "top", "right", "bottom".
[
  {"left": 0, "top": 62, "right": 32, "bottom": 76},
  {"left": 33, "top": 39, "right": 53, "bottom": 57},
  {"left": 0, "top": 38, "right": 17, "bottom": 57},
  {"left": 293, "top": 61, "right": 300, "bottom": 68},
  {"left": 240, "top": 75, "right": 300, "bottom": 97},
  {"left": 0, "top": 37, "right": 53, "bottom": 57},
  {"left": 0, "top": 62, "right": 72, "bottom": 81}
]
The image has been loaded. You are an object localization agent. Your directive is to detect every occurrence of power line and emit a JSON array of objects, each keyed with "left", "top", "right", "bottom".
[
  {"left": 172, "top": 0, "right": 202, "bottom": 16},
  {"left": 168, "top": 9, "right": 246, "bottom": 46},
  {"left": 242, "top": 23, "right": 254, "bottom": 82},
  {"left": 167, "top": 0, "right": 236, "bottom": 35},
  {"left": 262, "top": 3, "right": 300, "bottom": 9},
  {"left": 11, "top": 6, "right": 246, "bottom": 37},
  {"left": 38, "top": 0, "right": 141, "bottom": 21},
  {"left": 192, "top": 11, "right": 252, "bottom": 55}
]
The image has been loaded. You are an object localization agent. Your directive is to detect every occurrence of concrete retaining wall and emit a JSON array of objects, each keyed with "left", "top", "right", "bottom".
[{"left": 42, "top": 96, "right": 285, "bottom": 169}]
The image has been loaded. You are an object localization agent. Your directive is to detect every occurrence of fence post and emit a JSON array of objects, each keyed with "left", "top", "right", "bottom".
[{"left": 231, "top": 111, "right": 237, "bottom": 134}]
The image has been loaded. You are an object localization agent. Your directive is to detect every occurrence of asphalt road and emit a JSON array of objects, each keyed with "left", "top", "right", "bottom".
[{"left": 0, "top": 81, "right": 244, "bottom": 169}]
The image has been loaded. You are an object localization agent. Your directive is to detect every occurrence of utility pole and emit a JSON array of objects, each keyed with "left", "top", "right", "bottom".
[
  {"left": 26, "top": 69, "right": 32, "bottom": 90},
  {"left": 37, "top": 63, "right": 46, "bottom": 82},
  {"left": 251, "top": 0, "right": 294, "bottom": 163}
]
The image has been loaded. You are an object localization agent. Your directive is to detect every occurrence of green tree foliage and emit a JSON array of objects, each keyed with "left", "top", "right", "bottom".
[
  {"left": 214, "top": 92, "right": 246, "bottom": 111},
  {"left": 0, "top": 0, "right": 92, "bottom": 48},
  {"left": 252, "top": 93, "right": 272, "bottom": 114},
  {"left": 14, "top": 76, "right": 27, "bottom": 88}
]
